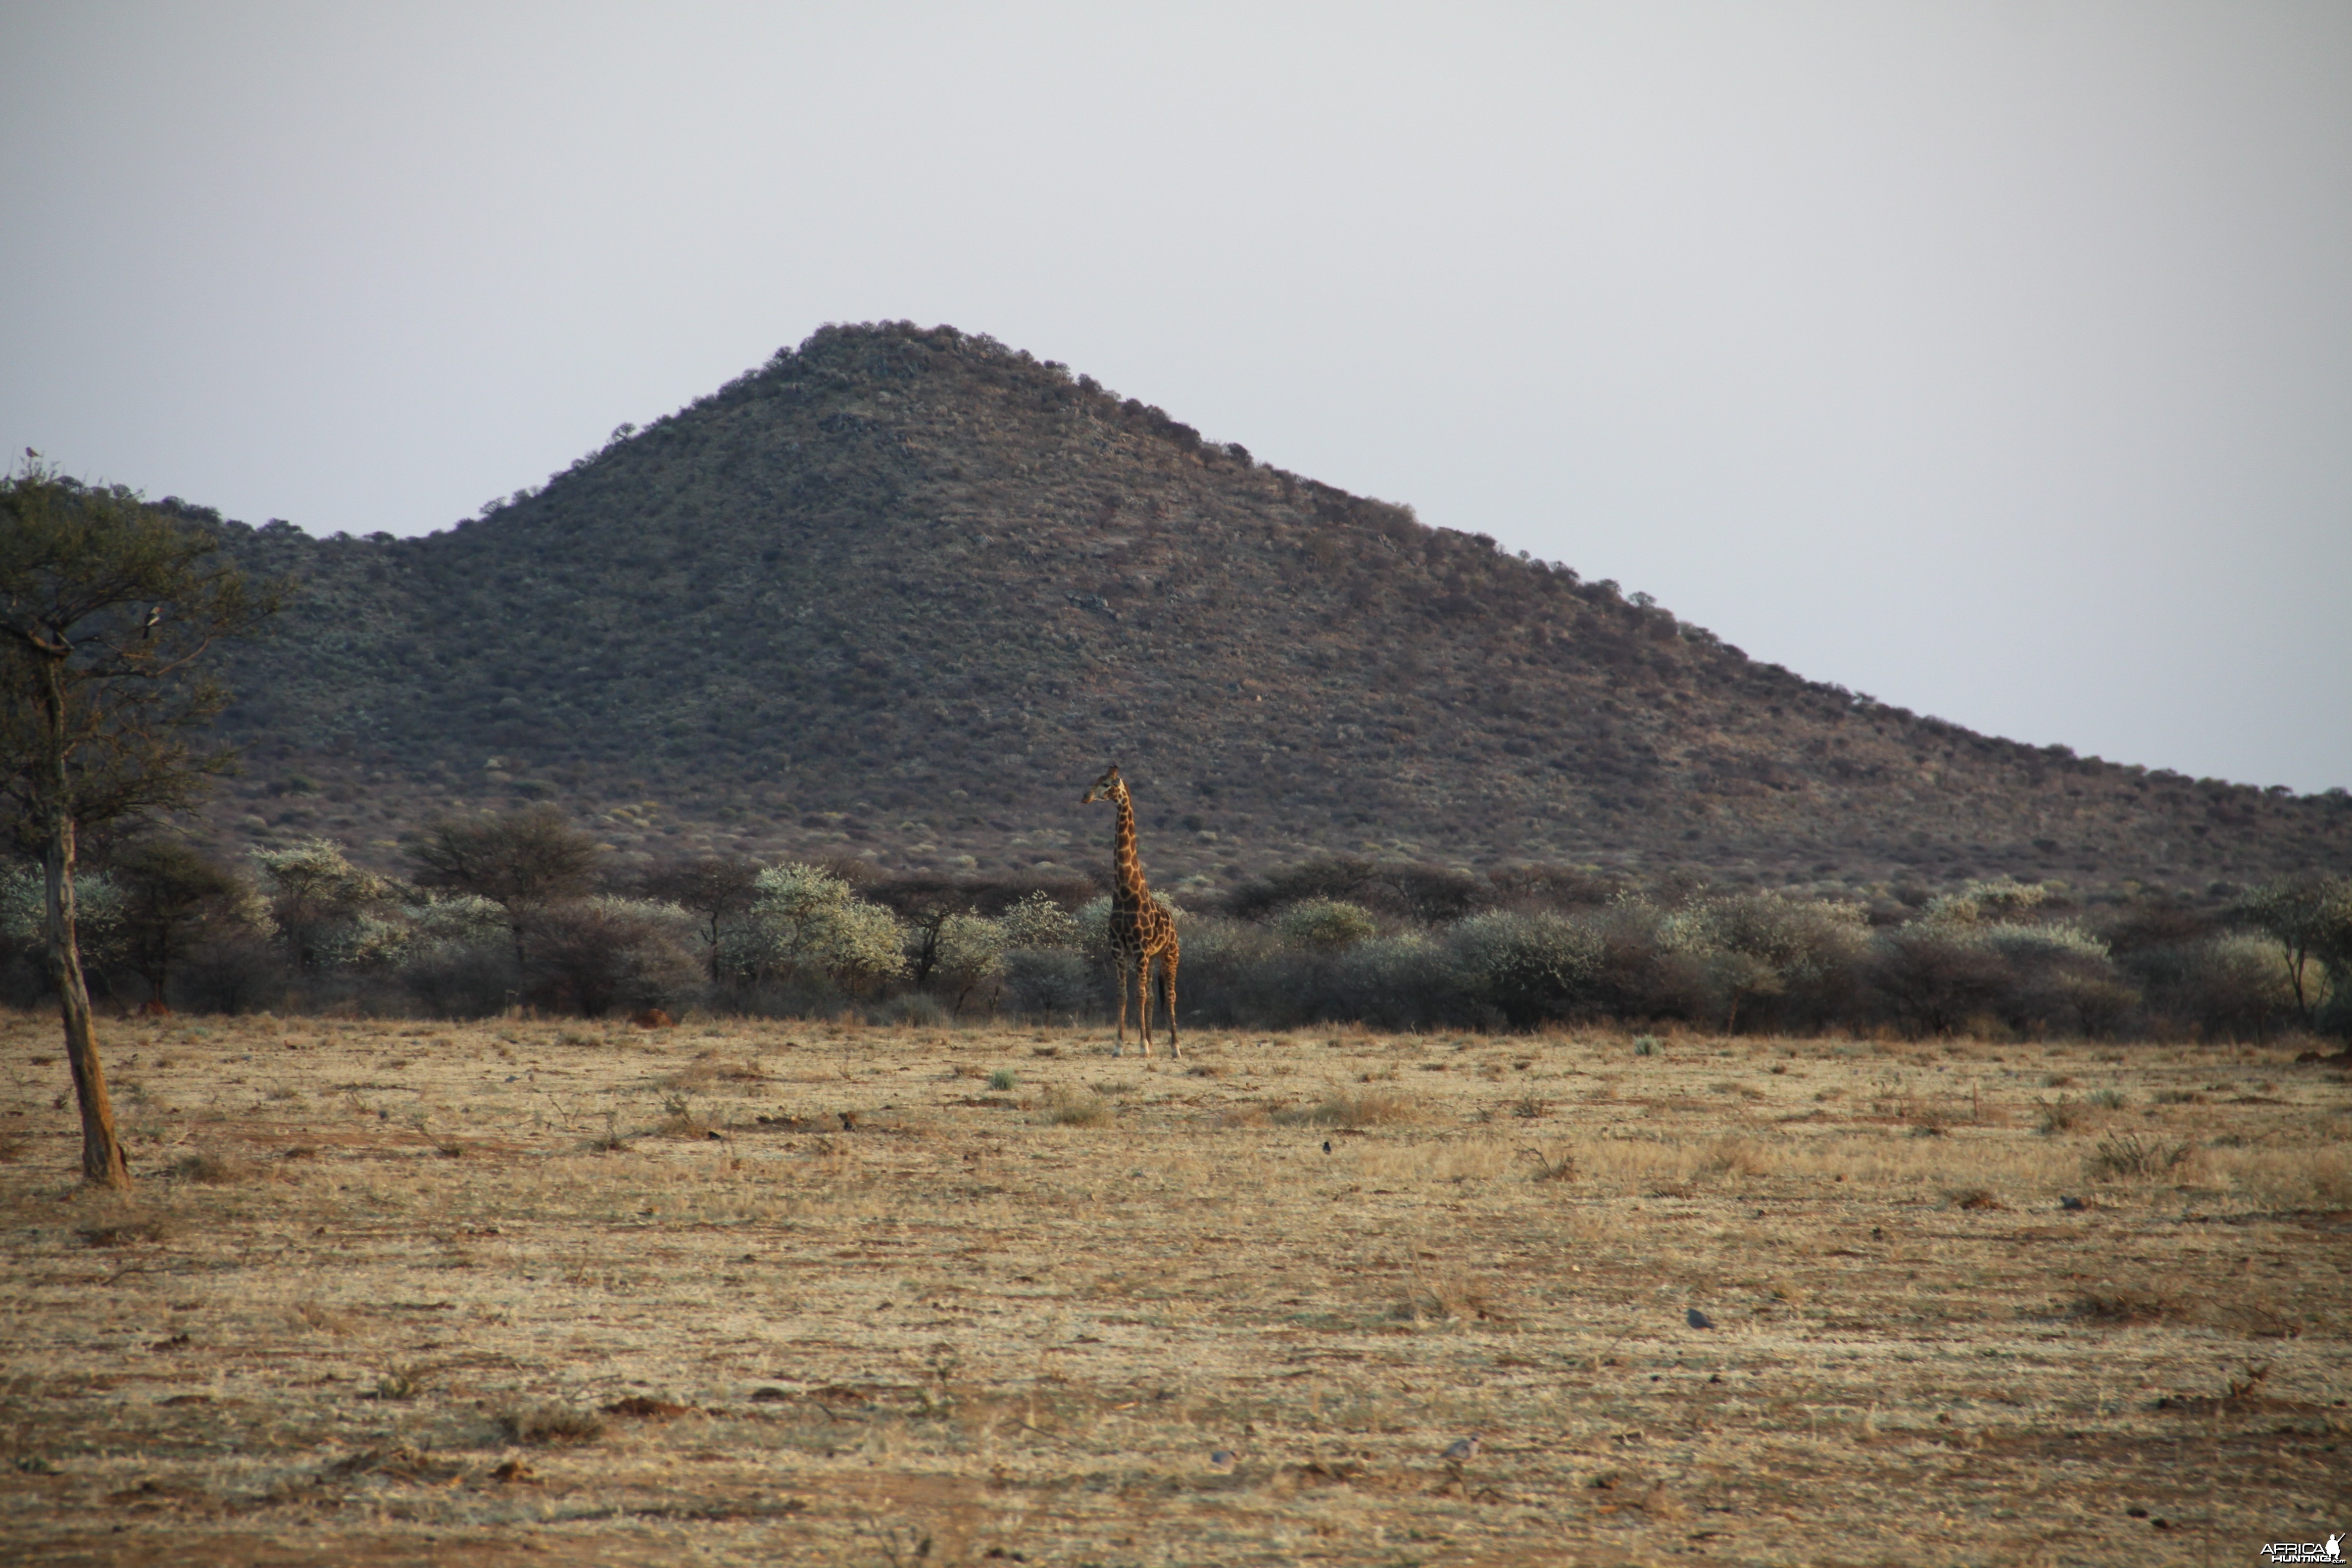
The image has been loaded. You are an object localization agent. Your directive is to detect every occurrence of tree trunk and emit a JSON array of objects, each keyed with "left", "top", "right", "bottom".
[
  {"left": 36, "top": 655, "right": 128, "bottom": 1187},
  {"left": 45, "top": 817, "right": 128, "bottom": 1187}
]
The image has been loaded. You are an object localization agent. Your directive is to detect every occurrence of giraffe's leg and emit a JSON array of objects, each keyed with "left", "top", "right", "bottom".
[
  {"left": 1114, "top": 951, "right": 1130, "bottom": 1054},
  {"left": 1135, "top": 952, "right": 1154, "bottom": 1058},
  {"left": 1161, "top": 950, "right": 1179, "bottom": 1059}
]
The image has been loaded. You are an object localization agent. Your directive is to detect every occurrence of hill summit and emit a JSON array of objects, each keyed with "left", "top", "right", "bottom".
[{"left": 178, "top": 321, "right": 2347, "bottom": 900}]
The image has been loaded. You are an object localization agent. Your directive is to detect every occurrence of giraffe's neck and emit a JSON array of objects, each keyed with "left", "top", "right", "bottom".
[{"left": 1111, "top": 791, "right": 1152, "bottom": 910}]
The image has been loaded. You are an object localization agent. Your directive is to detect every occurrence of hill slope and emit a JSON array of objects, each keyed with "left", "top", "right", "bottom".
[{"left": 174, "top": 322, "right": 2349, "bottom": 899}]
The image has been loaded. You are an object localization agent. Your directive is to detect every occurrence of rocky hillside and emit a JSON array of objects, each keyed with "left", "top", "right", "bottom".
[{"left": 168, "top": 322, "right": 2349, "bottom": 902}]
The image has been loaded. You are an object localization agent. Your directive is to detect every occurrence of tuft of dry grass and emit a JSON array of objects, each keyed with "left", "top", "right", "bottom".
[
  {"left": 1281, "top": 1090, "right": 1426, "bottom": 1128},
  {"left": 2087, "top": 1131, "right": 2195, "bottom": 1181},
  {"left": 1390, "top": 1270, "right": 1503, "bottom": 1323},
  {"left": 663, "top": 1055, "right": 769, "bottom": 1090},
  {"left": 362, "top": 1366, "right": 427, "bottom": 1402},
  {"left": 2068, "top": 1286, "right": 2179, "bottom": 1325},
  {"left": 497, "top": 1402, "right": 608, "bottom": 1446},
  {"left": 1518, "top": 1146, "right": 1577, "bottom": 1182},
  {"left": 170, "top": 1147, "right": 255, "bottom": 1184},
  {"left": 291, "top": 1299, "right": 356, "bottom": 1336},
  {"left": 1697, "top": 1137, "right": 1772, "bottom": 1179},
  {"left": 1042, "top": 1086, "right": 1112, "bottom": 1127},
  {"left": 2036, "top": 1096, "right": 2093, "bottom": 1134},
  {"left": 76, "top": 1214, "right": 173, "bottom": 1247},
  {"left": 601, "top": 1395, "right": 691, "bottom": 1421}
]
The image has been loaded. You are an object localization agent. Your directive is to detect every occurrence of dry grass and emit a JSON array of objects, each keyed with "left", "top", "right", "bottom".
[
  {"left": 168, "top": 1148, "right": 257, "bottom": 1185},
  {"left": 1040, "top": 1085, "right": 1111, "bottom": 1126},
  {"left": 0, "top": 1008, "right": 2345, "bottom": 1565},
  {"left": 2087, "top": 1130, "right": 2198, "bottom": 1181},
  {"left": 1277, "top": 1088, "right": 1427, "bottom": 1128},
  {"left": 497, "top": 1402, "right": 609, "bottom": 1447}
]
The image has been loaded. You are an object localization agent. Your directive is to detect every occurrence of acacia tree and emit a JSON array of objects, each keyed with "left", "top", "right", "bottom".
[
  {"left": 251, "top": 836, "right": 391, "bottom": 972},
  {"left": 864, "top": 874, "right": 985, "bottom": 990},
  {"left": 410, "top": 805, "right": 599, "bottom": 962},
  {"left": 0, "top": 464, "right": 275, "bottom": 1185},
  {"left": 2236, "top": 874, "right": 2352, "bottom": 1030},
  {"left": 109, "top": 839, "right": 257, "bottom": 1006},
  {"left": 640, "top": 853, "right": 761, "bottom": 980}
]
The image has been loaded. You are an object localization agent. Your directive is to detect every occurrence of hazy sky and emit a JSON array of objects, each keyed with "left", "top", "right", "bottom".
[{"left": 6, "top": 3, "right": 2347, "bottom": 793}]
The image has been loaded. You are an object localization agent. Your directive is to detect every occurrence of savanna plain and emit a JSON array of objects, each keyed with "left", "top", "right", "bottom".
[{"left": 1, "top": 1011, "right": 2346, "bottom": 1567}]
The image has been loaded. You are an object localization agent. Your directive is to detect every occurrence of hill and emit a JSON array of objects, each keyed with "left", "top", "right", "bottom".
[{"left": 169, "top": 321, "right": 2348, "bottom": 902}]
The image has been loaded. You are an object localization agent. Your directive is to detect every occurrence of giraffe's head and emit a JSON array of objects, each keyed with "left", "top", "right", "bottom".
[{"left": 1081, "top": 764, "right": 1127, "bottom": 806}]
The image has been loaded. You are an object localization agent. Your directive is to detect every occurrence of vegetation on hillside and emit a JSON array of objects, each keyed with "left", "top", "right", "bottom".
[{"left": 145, "top": 322, "right": 2345, "bottom": 902}]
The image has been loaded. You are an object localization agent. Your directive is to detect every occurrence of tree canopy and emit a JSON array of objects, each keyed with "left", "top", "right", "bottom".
[{"left": 0, "top": 461, "right": 279, "bottom": 1183}]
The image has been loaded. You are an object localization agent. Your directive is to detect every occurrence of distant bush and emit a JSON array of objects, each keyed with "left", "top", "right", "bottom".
[
  {"left": 874, "top": 991, "right": 948, "bottom": 1027},
  {"left": 1447, "top": 912, "right": 1600, "bottom": 1028},
  {"left": 399, "top": 937, "right": 517, "bottom": 1020},
  {"left": 1584, "top": 899, "right": 1713, "bottom": 1023},
  {"left": 1002, "top": 949, "right": 1093, "bottom": 1017},
  {"left": 1866, "top": 928, "right": 2012, "bottom": 1037},
  {"left": 523, "top": 897, "right": 701, "bottom": 1018},
  {"left": 176, "top": 931, "right": 292, "bottom": 1015},
  {"left": 2124, "top": 931, "right": 2302, "bottom": 1042},
  {"left": 1275, "top": 899, "right": 1377, "bottom": 952},
  {"left": 2233, "top": 873, "right": 2352, "bottom": 1036},
  {"left": 1227, "top": 857, "right": 1482, "bottom": 925},
  {"left": 998, "top": 889, "right": 1080, "bottom": 952},
  {"left": 929, "top": 912, "right": 1004, "bottom": 1013},
  {"left": 1334, "top": 934, "right": 1471, "bottom": 1030},
  {"left": 251, "top": 838, "right": 394, "bottom": 974},
  {"left": 724, "top": 863, "right": 907, "bottom": 993},
  {"left": 1863, "top": 897, "right": 2136, "bottom": 1038},
  {"left": 1662, "top": 891, "right": 1868, "bottom": 1032}
]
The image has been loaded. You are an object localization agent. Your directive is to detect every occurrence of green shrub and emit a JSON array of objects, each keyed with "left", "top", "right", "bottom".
[
  {"left": 1275, "top": 899, "right": 1378, "bottom": 952},
  {"left": 1447, "top": 911, "right": 1599, "bottom": 1028},
  {"left": 930, "top": 912, "right": 1004, "bottom": 1011},
  {"left": 998, "top": 890, "right": 1080, "bottom": 952},
  {"left": 1662, "top": 891, "right": 1868, "bottom": 1032},
  {"left": 723, "top": 863, "right": 907, "bottom": 992}
]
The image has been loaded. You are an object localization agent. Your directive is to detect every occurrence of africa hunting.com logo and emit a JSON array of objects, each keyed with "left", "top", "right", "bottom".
[{"left": 2260, "top": 1534, "right": 2343, "bottom": 1564}]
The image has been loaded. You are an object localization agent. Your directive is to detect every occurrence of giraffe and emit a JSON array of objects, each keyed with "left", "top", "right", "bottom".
[{"left": 1080, "top": 764, "right": 1180, "bottom": 1059}]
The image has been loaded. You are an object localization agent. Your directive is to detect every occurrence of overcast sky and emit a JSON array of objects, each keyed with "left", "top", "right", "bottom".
[{"left": 5, "top": 3, "right": 2347, "bottom": 793}]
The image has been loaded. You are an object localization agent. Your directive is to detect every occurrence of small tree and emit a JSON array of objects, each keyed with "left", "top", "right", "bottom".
[
  {"left": 108, "top": 839, "right": 263, "bottom": 1006},
  {"left": 1448, "top": 910, "right": 1600, "bottom": 1029},
  {"left": 0, "top": 464, "right": 276, "bottom": 1185},
  {"left": 999, "top": 889, "right": 1081, "bottom": 952},
  {"left": 640, "top": 853, "right": 762, "bottom": 980},
  {"left": 250, "top": 836, "right": 390, "bottom": 972},
  {"left": 2235, "top": 874, "right": 2352, "bottom": 1029},
  {"left": 931, "top": 912, "right": 1005, "bottom": 1013},
  {"left": 410, "top": 805, "right": 599, "bottom": 962},
  {"left": 523, "top": 896, "right": 700, "bottom": 1017},
  {"left": 1275, "top": 898, "right": 1378, "bottom": 953},
  {"left": 728, "top": 863, "right": 907, "bottom": 993}
]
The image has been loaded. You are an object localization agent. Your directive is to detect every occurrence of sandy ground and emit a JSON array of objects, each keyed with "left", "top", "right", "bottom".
[{"left": 0, "top": 1008, "right": 2346, "bottom": 1567}]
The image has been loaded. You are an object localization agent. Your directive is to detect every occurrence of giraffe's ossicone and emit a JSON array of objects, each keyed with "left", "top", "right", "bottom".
[{"left": 1080, "top": 764, "right": 1180, "bottom": 1058}]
